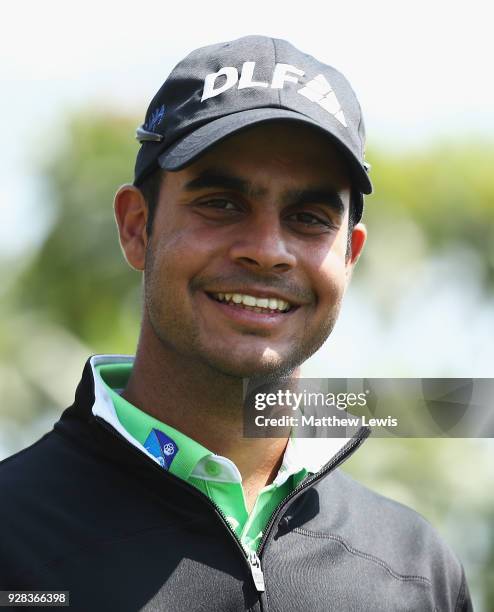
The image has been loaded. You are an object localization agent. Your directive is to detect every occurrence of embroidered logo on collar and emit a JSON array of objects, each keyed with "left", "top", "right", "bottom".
[{"left": 144, "top": 428, "right": 179, "bottom": 469}]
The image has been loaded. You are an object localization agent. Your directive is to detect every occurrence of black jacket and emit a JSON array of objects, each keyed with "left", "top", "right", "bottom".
[{"left": 0, "top": 358, "right": 472, "bottom": 611}]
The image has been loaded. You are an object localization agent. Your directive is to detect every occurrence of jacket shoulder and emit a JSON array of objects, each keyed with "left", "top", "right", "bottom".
[
  {"left": 0, "top": 431, "right": 58, "bottom": 485},
  {"left": 314, "top": 469, "right": 462, "bottom": 569},
  {"left": 294, "top": 469, "right": 470, "bottom": 609},
  {"left": 0, "top": 428, "right": 79, "bottom": 517}
]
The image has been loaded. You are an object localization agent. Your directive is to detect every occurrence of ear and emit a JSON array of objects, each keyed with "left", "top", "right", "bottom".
[
  {"left": 345, "top": 222, "right": 367, "bottom": 282},
  {"left": 114, "top": 184, "right": 149, "bottom": 271}
]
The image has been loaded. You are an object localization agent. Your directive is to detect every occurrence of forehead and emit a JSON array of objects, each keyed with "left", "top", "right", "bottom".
[{"left": 179, "top": 121, "right": 351, "bottom": 190}]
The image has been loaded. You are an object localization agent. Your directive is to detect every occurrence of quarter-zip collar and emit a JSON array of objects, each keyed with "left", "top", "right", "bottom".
[{"left": 88, "top": 353, "right": 366, "bottom": 478}]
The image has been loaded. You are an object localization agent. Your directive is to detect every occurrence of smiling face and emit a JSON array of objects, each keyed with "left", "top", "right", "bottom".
[{"left": 116, "top": 122, "right": 366, "bottom": 379}]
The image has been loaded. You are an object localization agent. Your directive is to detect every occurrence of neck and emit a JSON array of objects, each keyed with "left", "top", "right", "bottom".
[{"left": 121, "top": 317, "right": 289, "bottom": 499}]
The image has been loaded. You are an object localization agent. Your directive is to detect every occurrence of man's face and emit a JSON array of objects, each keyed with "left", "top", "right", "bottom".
[{"left": 142, "top": 122, "right": 366, "bottom": 378}]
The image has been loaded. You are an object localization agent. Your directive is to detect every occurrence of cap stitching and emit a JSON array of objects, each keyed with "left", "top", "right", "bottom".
[
  {"left": 356, "top": 98, "right": 364, "bottom": 158},
  {"left": 271, "top": 38, "right": 282, "bottom": 109}
]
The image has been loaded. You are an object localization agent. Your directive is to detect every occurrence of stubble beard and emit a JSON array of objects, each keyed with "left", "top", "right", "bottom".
[{"left": 143, "top": 245, "right": 343, "bottom": 382}]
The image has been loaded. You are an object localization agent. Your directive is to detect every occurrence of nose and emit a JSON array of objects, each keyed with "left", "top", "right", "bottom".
[{"left": 228, "top": 212, "right": 297, "bottom": 273}]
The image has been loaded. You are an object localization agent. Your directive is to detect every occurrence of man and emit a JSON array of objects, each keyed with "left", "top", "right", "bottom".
[{"left": 0, "top": 36, "right": 472, "bottom": 611}]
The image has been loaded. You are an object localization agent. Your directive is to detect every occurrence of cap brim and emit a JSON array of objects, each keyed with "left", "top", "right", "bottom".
[{"left": 158, "top": 108, "right": 372, "bottom": 195}]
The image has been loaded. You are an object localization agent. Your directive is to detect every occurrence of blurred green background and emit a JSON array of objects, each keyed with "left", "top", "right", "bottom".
[
  {"left": 2, "top": 0, "right": 494, "bottom": 608},
  {"left": 0, "top": 110, "right": 492, "bottom": 609}
]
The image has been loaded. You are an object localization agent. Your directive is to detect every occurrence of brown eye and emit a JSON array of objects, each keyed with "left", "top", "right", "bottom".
[
  {"left": 202, "top": 199, "right": 238, "bottom": 210},
  {"left": 288, "top": 212, "right": 331, "bottom": 227}
]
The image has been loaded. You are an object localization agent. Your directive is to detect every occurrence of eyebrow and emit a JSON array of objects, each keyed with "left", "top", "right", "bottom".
[
  {"left": 282, "top": 188, "right": 345, "bottom": 217},
  {"left": 184, "top": 168, "right": 345, "bottom": 216},
  {"left": 184, "top": 168, "right": 267, "bottom": 199}
]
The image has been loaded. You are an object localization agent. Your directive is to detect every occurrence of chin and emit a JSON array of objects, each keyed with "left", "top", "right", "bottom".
[{"left": 203, "top": 347, "right": 301, "bottom": 381}]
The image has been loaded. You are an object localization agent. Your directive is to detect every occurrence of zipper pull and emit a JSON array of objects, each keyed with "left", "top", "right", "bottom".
[{"left": 248, "top": 550, "right": 265, "bottom": 592}]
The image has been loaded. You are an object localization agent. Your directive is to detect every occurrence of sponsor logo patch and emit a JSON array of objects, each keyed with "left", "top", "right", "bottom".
[
  {"left": 144, "top": 428, "right": 179, "bottom": 469},
  {"left": 201, "top": 61, "right": 347, "bottom": 127}
]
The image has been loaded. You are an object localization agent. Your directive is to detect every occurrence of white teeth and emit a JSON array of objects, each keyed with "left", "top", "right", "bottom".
[{"left": 212, "top": 292, "right": 291, "bottom": 312}]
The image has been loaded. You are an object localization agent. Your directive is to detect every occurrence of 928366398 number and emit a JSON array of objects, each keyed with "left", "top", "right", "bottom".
[{"left": 0, "top": 591, "right": 69, "bottom": 607}]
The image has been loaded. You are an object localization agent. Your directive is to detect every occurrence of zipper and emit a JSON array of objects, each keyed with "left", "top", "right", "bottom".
[
  {"left": 93, "top": 415, "right": 369, "bottom": 594},
  {"left": 93, "top": 415, "right": 266, "bottom": 591},
  {"left": 248, "top": 549, "right": 265, "bottom": 592},
  {"left": 257, "top": 427, "right": 371, "bottom": 556}
]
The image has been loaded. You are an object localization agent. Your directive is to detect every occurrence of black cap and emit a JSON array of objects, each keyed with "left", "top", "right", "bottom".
[{"left": 134, "top": 35, "right": 372, "bottom": 220}]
